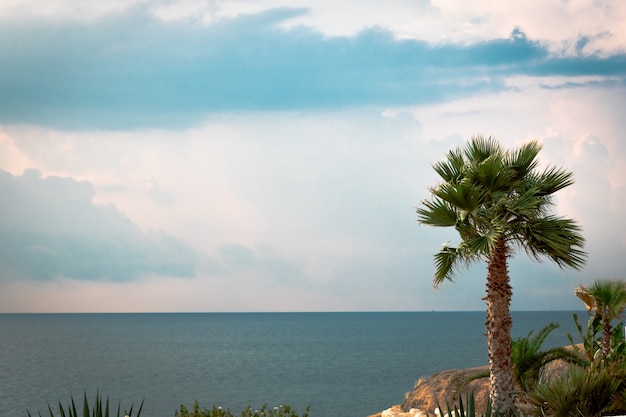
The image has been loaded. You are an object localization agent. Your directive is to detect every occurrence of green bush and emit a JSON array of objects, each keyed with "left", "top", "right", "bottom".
[
  {"left": 527, "top": 364, "right": 625, "bottom": 417},
  {"left": 174, "top": 401, "right": 310, "bottom": 417},
  {"left": 27, "top": 392, "right": 143, "bottom": 417},
  {"left": 523, "top": 309, "right": 626, "bottom": 417}
]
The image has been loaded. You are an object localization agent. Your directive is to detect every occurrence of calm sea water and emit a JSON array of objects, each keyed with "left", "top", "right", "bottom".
[{"left": 0, "top": 311, "right": 585, "bottom": 417}]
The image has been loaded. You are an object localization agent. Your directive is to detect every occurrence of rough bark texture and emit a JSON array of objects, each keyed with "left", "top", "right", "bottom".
[{"left": 485, "top": 238, "right": 516, "bottom": 412}]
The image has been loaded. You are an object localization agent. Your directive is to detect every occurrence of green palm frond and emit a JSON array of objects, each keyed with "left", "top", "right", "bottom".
[
  {"left": 588, "top": 280, "right": 626, "bottom": 320},
  {"left": 468, "top": 154, "right": 514, "bottom": 192},
  {"left": 417, "top": 135, "right": 587, "bottom": 289},
  {"left": 506, "top": 139, "right": 542, "bottom": 179},
  {"left": 536, "top": 347, "right": 587, "bottom": 369},
  {"left": 454, "top": 216, "right": 481, "bottom": 241},
  {"left": 433, "top": 148, "right": 465, "bottom": 183},
  {"left": 521, "top": 215, "right": 586, "bottom": 269},
  {"left": 534, "top": 166, "right": 575, "bottom": 196},
  {"left": 464, "top": 231, "right": 500, "bottom": 255},
  {"left": 433, "top": 246, "right": 459, "bottom": 285},
  {"left": 513, "top": 322, "right": 560, "bottom": 371},
  {"left": 432, "top": 182, "right": 484, "bottom": 214},
  {"left": 464, "top": 135, "right": 502, "bottom": 163},
  {"left": 512, "top": 322, "right": 587, "bottom": 392},
  {"left": 433, "top": 243, "right": 481, "bottom": 285},
  {"left": 502, "top": 186, "right": 543, "bottom": 220},
  {"left": 417, "top": 198, "right": 457, "bottom": 227},
  {"left": 517, "top": 347, "right": 587, "bottom": 391}
]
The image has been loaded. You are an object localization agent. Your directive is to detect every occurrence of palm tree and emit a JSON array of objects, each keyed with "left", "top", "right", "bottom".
[
  {"left": 417, "top": 135, "right": 586, "bottom": 412},
  {"left": 575, "top": 279, "right": 626, "bottom": 359},
  {"left": 512, "top": 322, "right": 586, "bottom": 392}
]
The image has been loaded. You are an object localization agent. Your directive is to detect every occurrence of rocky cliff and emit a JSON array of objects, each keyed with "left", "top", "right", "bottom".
[
  {"left": 369, "top": 355, "right": 575, "bottom": 417},
  {"left": 368, "top": 366, "right": 490, "bottom": 417}
]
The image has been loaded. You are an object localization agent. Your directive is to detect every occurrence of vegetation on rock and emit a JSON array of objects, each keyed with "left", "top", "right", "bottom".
[
  {"left": 397, "top": 279, "right": 626, "bottom": 417},
  {"left": 175, "top": 402, "right": 309, "bottom": 417},
  {"left": 524, "top": 279, "right": 626, "bottom": 417}
]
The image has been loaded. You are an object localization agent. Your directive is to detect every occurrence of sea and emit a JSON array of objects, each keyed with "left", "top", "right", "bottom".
[{"left": 0, "top": 311, "right": 587, "bottom": 417}]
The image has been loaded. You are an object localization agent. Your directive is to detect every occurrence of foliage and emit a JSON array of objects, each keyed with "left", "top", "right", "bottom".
[
  {"left": 527, "top": 300, "right": 626, "bottom": 417},
  {"left": 526, "top": 365, "right": 625, "bottom": 417},
  {"left": 567, "top": 312, "right": 603, "bottom": 365},
  {"left": 511, "top": 322, "right": 586, "bottom": 392},
  {"left": 569, "top": 279, "right": 626, "bottom": 367},
  {"left": 575, "top": 279, "right": 626, "bottom": 359},
  {"left": 175, "top": 401, "right": 310, "bottom": 417},
  {"left": 417, "top": 134, "right": 586, "bottom": 413},
  {"left": 461, "top": 321, "right": 587, "bottom": 416},
  {"left": 435, "top": 391, "right": 517, "bottom": 417},
  {"left": 416, "top": 136, "right": 586, "bottom": 285},
  {"left": 27, "top": 392, "right": 143, "bottom": 417},
  {"left": 579, "top": 280, "right": 626, "bottom": 321}
]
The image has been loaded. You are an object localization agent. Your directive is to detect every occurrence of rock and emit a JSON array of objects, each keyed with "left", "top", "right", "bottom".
[
  {"left": 374, "top": 405, "right": 428, "bottom": 417},
  {"left": 370, "top": 350, "right": 585, "bottom": 417},
  {"left": 400, "top": 366, "right": 490, "bottom": 416}
]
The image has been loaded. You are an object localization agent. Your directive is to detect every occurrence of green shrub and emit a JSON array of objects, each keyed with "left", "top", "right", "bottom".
[
  {"left": 567, "top": 312, "right": 603, "bottom": 365},
  {"left": 527, "top": 365, "right": 624, "bottom": 417},
  {"left": 174, "top": 401, "right": 310, "bottom": 417},
  {"left": 512, "top": 322, "right": 587, "bottom": 393},
  {"left": 27, "top": 392, "right": 143, "bottom": 417}
]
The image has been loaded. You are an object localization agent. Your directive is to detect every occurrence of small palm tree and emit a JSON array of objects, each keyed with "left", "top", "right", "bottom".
[
  {"left": 463, "top": 323, "right": 586, "bottom": 395},
  {"left": 417, "top": 135, "right": 586, "bottom": 412},
  {"left": 512, "top": 322, "right": 586, "bottom": 392},
  {"left": 575, "top": 279, "right": 626, "bottom": 359}
]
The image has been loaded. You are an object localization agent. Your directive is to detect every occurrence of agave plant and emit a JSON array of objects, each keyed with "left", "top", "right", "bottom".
[
  {"left": 435, "top": 391, "right": 519, "bottom": 417},
  {"left": 27, "top": 392, "right": 143, "bottom": 417}
]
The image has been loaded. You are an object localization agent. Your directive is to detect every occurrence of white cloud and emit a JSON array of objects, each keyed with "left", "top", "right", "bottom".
[
  {"left": 0, "top": 0, "right": 147, "bottom": 20},
  {"left": 394, "top": 81, "right": 626, "bottom": 279},
  {"left": 0, "top": 168, "right": 197, "bottom": 282},
  {"left": 1, "top": 74, "right": 625, "bottom": 312},
  {"left": 263, "top": 0, "right": 626, "bottom": 56},
  {"left": 1, "top": 0, "right": 624, "bottom": 57},
  {"left": 1, "top": 0, "right": 625, "bottom": 312}
]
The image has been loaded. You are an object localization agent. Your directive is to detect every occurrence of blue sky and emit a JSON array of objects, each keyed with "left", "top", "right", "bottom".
[{"left": 1, "top": 0, "right": 625, "bottom": 312}]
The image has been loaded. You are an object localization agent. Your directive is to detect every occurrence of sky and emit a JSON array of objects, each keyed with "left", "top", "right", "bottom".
[{"left": 1, "top": 0, "right": 625, "bottom": 313}]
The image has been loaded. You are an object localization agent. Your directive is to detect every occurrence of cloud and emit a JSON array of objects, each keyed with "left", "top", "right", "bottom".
[
  {"left": 0, "top": 168, "right": 196, "bottom": 281},
  {"left": 269, "top": 1, "right": 626, "bottom": 56},
  {"left": 10, "top": 0, "right": 620, "bottom": 58},
  {"left": 3, "top": 76, "right": 626, "bottom": 312},
  {"left": 408, "top": 82, "right": 626, "bottom": 280},
  {"left": 1, "top": 7, "right": 624, "bottom": 129}
]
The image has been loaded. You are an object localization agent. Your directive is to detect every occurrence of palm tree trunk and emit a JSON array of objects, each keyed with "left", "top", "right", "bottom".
[
  {"left": 602, "top": 317, "right": 612, "bottom": 359},
  {"left": 485, "top": 238, "right": 516, "bottom": 412}
]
